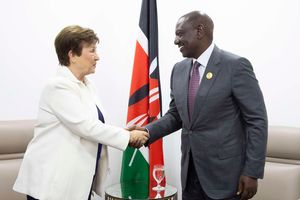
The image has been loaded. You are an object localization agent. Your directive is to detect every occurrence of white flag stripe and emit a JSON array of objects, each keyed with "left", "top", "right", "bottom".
[
  {"left": 137, "top": 27, "right": 148, "bottom": 55},
  {"left": 149, "top": 57, "right": 157, "bottom": 75},
  {"left": 150, "top": 93, "right": 159, "bottom": 103},
  {"left": 139, "top": 146, "right": 149, "bottom": 163},
  {"left": 127, "top": 113, "right": 147, "bottom": 127},
  {"left": 137, "top": 115, "right": 148, "bottom": 126},
  {"left": 149, "top": 87, "right": 159, "bottom": 96},
  {"left": 149, "top": 91, "right": 159, "bottom": 100}
]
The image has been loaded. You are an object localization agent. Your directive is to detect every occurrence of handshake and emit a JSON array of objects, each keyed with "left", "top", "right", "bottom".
[{"left": 126, "top": 125, "right": 149, "bottom": 148}]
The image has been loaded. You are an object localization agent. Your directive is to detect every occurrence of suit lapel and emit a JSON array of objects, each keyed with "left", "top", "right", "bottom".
[{"left": 191, "top": 46, "right": 222, "bottom": 124}]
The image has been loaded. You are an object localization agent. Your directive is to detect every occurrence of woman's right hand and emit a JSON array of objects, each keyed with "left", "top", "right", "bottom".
[{"left": 128, "top": 130, "right": 149, "bottom": 148}]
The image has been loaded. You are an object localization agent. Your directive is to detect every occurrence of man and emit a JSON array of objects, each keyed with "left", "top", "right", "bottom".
[{"left": 131, "top": 11, "right": 267, "bottom": 200}]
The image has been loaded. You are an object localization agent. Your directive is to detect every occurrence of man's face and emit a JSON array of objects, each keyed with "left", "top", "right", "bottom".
[{"left": 174, "top": 17, "right": 199, "bottom": 58}]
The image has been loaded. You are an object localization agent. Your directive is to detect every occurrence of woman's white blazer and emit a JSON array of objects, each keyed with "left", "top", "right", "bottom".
[{"left": 13, "top": 67, "right": 130, "bottom": 200}]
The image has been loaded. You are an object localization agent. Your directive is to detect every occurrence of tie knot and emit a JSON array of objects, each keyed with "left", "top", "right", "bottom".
[{"left": 193, "top": 61, "right": 201, "bottom": 69}]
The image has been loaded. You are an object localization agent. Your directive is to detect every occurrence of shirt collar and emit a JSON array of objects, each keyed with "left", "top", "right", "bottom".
[
  {"left": 193, "top": 42, "right": 215, "bottom": 67},
  {"left": 56, "top": 66, "right": 90, "bottom": 85}
]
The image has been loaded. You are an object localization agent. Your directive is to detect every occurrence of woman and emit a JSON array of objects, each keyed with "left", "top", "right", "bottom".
[{"left": 13, "top": 25, "right": 148, "bottom": 200}]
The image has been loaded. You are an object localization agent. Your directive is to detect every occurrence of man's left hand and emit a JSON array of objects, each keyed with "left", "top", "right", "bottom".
[{"left": 237, "top": 175, "right": 258, "bottom": 200}]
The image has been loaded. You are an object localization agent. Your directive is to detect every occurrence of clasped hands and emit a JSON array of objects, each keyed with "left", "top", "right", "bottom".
[{"left": 126, "top": 125, "right": 149, "bottom": 148}]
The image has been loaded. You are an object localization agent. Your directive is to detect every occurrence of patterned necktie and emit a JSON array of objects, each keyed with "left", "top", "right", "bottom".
[{"left": 188, "top": 61, "right": 201, "bottom": 120}]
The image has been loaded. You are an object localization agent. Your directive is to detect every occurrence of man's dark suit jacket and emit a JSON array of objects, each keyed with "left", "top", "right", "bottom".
[{"left": 146, "top": 45, "right": 268, "bottom": 199}]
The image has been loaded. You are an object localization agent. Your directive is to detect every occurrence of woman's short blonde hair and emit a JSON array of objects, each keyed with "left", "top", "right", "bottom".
[{"left": 54, "top": 25, "right": 99, "bottom": 66}]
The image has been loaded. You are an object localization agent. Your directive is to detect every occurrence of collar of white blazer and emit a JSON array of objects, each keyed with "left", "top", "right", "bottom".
[{"left": 57, "top": 66, "right": 91, "bottom": 85}]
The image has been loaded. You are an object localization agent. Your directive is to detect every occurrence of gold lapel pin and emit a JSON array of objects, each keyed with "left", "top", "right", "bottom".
[{"left": 206, "top": 72, "right": 213, "bottom": 80}]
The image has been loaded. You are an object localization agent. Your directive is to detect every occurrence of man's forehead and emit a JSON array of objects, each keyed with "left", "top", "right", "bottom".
[
  {"left": 177, "top": 16, "right": 186, "bottom": 24},
  {"left": 176, "top": 17, "right": 191, "bottom": 30}
]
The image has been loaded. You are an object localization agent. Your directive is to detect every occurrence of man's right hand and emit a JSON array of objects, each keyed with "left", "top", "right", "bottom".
[
  {"left": 128, "top": 129, "right": 149, "bottom": 148},
  {"left": 237, "top": 175, "right": 258, "bottom": 200},
  {"left": 126, "top": 125, "right": 146, "bottom": 132}
]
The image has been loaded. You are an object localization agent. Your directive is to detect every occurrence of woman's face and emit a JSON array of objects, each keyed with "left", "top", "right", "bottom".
[{"left": 74, "top": 42, "right": 99, "bottom": 76}]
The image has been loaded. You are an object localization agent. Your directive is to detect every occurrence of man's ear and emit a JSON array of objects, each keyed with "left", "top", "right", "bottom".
[{"left": 197, "top": 24, "right": 205, "bottom": 39}]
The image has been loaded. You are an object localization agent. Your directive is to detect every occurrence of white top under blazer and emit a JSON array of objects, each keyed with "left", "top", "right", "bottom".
[{"left": 13, "top": 66, "right": 130, "bottom": 200}]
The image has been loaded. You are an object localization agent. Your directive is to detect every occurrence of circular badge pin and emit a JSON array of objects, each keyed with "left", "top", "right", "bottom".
[{"left": 206, "top": 72, "right": 213, "bottom": 80}]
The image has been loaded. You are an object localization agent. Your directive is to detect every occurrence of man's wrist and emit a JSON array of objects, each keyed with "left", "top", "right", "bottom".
[{"left": 144, "top": 127, "right": 150, "bottom": 134}]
